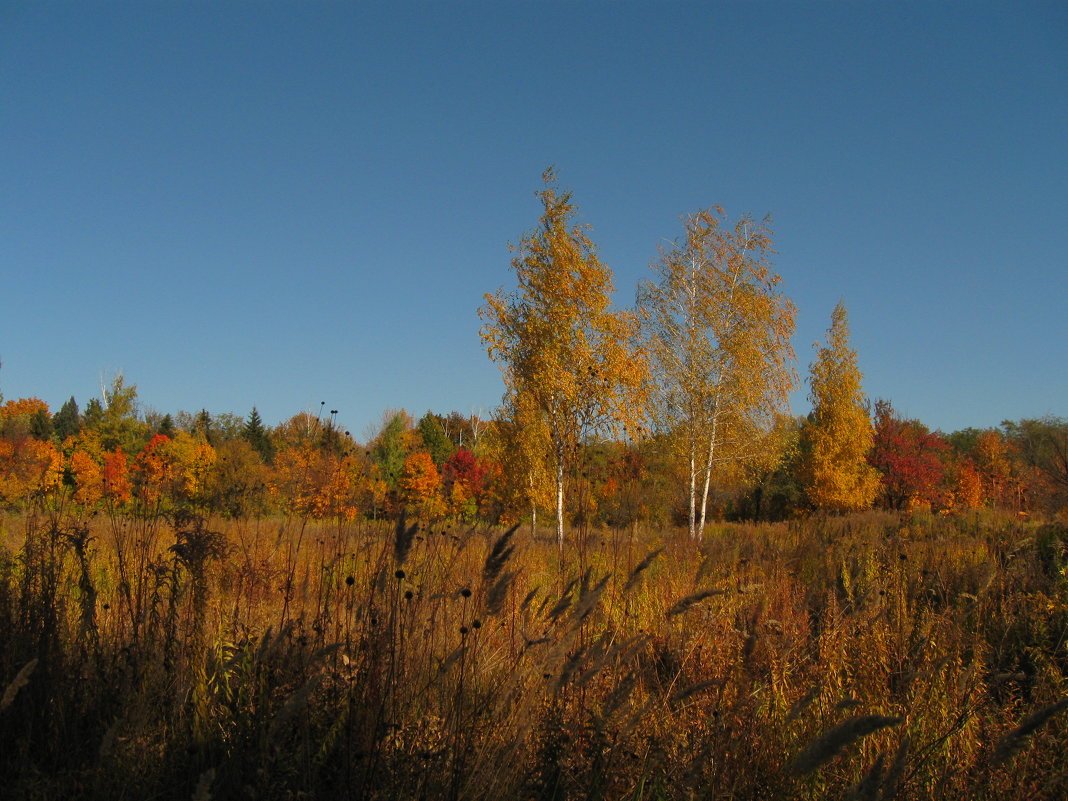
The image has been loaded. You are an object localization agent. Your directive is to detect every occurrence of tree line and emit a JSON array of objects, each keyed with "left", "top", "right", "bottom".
[{"left": 2, "top": 171, "right": 1066, "bottom": 530}]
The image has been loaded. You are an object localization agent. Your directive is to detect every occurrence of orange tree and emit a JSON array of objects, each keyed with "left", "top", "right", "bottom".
[{"left": 399, "top": 450, "right": 444, "bottom": 519}]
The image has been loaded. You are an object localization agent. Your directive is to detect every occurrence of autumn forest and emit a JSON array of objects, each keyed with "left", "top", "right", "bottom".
[{"left": 2, "top": 173, "right": 1066, "bottom": 800}]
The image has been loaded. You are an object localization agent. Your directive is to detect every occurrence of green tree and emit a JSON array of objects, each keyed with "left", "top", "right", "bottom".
[
  {"left": 52, "top": 396, "right": 80, "bottom": 441},
  {"left": 480, "top": 169, "right": 646, "bottom": 547},
  {"left": 85, "top": 375, "right": 147, "bottom": 455},
  {"left": 29, "top": 406, "right": 53, "bottom": 441},
  {"left": 157, "top": 413, "right": 176, "bottom": 438},
  {"left": 800, "top": 302, "right": 880, "bottom": 511},
  {"left": 638, "top": 208, "right": 797, "bottom": 540},
  {"left": 417, "top": 411, "right": 455, "bottom": 468},
  {"left": 242, "top": 406, "right": 275, "bottom": 463},
  {"left": 371, "top": 410, "right": 412, "bottom": 491},
  {"left": 82, "top": 398, "right": 104, "bottom": 431}
]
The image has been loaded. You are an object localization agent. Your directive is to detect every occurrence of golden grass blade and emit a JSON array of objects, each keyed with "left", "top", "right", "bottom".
[
  {"left": 1, "top": 658, "right": 38, "bottom": 712},
  {"left": 623, "top": 547, "right": 663, "bottom": 594},
  {"left": 789, "top": 715, "right": 902, "bottom": 776},
  {"left": 992, "top": 698, "right": 1068, "bottom": 766},
  {"left": 483, "top": 524, "right": 518, "bottom": 582},
  {"left": 666, "top": 589, "right": 726, "bottom": 617}
]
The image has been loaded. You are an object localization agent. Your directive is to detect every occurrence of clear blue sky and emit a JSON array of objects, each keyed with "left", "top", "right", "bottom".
[{"left": 2, "top": 2, "right": 1065, "bottom": 438}]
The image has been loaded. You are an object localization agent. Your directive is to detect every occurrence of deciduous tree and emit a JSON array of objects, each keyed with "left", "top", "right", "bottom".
[
  {"left": 417, "top": 411, "right": 455, "bottom": 468},
  {"left": 1003, "top": 417, "right": 1068, "bottom": 512},
  {"left": 868, "top": 400, "right": 949, "bottom": 510},
  {"left": 400, "top": 450, "right": 444, "bottom": 518},
  {"left": 800, "top": 302, "right": 880, "bottom": 511},
  {"left": 480, "top": 169, "right": 645, "bottom": 546},
  {"left": 86, "top": 375, "right": 147, "bottom": 455},
  {"left": 638, "top": 208, "right": 796, "bottom": 539}
]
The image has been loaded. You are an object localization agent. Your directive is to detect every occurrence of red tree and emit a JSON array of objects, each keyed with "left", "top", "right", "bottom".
[{"left": 869, "top": 400, "right": 950, "bottom": 510}]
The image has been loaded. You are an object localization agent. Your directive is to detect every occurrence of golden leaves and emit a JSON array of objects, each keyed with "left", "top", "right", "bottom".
[
  {"left": 479, "top": 171, "right": 647, "bottom": 539},
  {"left": 801, "top": 302, "right": 881, "bottom": 511}
]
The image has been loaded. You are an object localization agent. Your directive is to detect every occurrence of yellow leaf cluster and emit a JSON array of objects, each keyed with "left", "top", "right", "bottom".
[
  {"left": 479, "top": 169, "right": 646, "bottom": 542},
  {"left": 801, "top": 302, "right": 880, "bottom": 512}
]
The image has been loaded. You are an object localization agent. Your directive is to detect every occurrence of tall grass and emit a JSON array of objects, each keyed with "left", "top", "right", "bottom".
[{"left": 0, "top": 508, "right": 1065, "bottom": 799}]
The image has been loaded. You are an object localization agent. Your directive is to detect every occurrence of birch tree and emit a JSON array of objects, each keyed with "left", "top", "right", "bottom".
[
  {"left": 638, "top": 208, "right": 796, "bottom": 540},
  {"left": 480, "top": 169, "right": 645, "bottom": 547}
]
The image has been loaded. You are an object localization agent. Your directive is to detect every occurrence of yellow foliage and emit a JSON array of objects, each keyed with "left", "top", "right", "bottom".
[
  {"left": 0, "top": 397, "right": 49, "bottom": 420},
  {"left": 164, "top": 431, "right": 218, "bottom": 501},
  {"left": 479, "top": 169, "right": 646, "bottom": 542},
  {"left": 638, "top": 207, "right": 797, "bottom": 539},
  {"left": 801, "top": 302, "right": 880, "bottom": 511},
  {"left": 269, "top": 445, "right": 362, "bottom": 520},
  {"left": 952, "top": 459, "right": 985, "bottom": 510}
]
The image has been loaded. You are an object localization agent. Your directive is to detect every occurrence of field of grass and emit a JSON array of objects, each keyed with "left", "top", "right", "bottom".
[{"left": 1, "top": 509, "right": 1065, "bottom": 800}]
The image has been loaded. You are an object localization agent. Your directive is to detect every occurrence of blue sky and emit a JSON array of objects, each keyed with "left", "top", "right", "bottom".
[{"left": 1, "top": 2, "right": 1065, "bottom": 438}]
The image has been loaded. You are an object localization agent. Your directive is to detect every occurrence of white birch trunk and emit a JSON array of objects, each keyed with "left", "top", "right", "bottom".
[
  {"left": 688, "top": 446, "right": 697, "bottom": 541},
  {"left": 556, "top": 456, "right": 565, "bottom": 549}
]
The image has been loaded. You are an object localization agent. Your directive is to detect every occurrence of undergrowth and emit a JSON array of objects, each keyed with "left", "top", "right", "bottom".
[{"left": 0, "top": 509, "right": 1065, "bottom": 800}]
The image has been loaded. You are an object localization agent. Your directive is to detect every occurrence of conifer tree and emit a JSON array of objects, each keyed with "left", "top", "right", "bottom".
[
  {"left": 53, "top": 396, "right": 80, "bottom": 441},
  {"left": 242, "top": 406, "right": 274, "bottom": 463},
  {"left": 158, "top": 414, "right": 176, "bottom": 438},
  {"left": 800, "top": 302, "right": 880, "bottom": 511},
  {"left": 30, "top": 406, "right": 54, "bottom": 441}
]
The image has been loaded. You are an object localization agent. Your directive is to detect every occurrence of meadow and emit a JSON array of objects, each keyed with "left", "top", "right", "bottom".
[{"left": 1, "top": 509, "right": 1065, "bottom": 800}]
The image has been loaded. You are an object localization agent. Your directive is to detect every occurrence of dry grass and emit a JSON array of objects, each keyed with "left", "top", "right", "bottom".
[{"left": 0, "top": 508, "right": 1065, "bottom": 800}]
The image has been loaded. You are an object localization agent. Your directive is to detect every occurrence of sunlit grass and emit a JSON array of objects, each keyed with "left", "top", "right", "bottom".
[{"left": 0, "top": 509, "right": 1065, "bottom": 799}]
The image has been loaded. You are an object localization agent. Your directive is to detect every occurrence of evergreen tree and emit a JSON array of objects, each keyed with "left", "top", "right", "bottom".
[
  {"left": 158, "top": 414, "right": 176, "bottom": 438},
  {"left": 82, "top": 398, "right": 104, "bottom": 430},
  {"left": 30, "top": 406, "right": 53, "bottom": 441},
  {"left": 53, "top": 396, "right": 81, "bottom": 441},
  {"left": 242, "top": 407, "right": 274, "bottom": 463},
  {"left": 195, "top": 409, "right": 215, "bottom": 444}
]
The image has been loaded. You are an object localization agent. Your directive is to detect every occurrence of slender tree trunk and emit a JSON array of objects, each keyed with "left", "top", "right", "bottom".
[
  {"left": 528, "top": 472, "right": 537, "bottom": 539},
  {"left": 556, "top": 456, "right": 565, "bottom": 550},
  {"left": 699, "top": 434, "right": 714, "bottom": 540},
  {"left": 698, "top": 407, "right": 721, "bottom": 540},
  {"left": 688, "top": 446, "right": 697, "bottom": 541}
]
